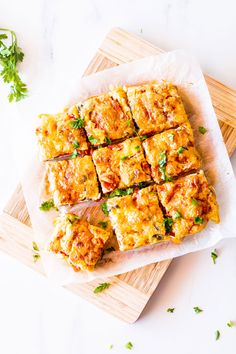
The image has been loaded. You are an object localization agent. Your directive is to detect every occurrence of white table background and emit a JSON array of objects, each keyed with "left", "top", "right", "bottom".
[{"left": 1, "top": 0, "right": 236, "bottom": 353}]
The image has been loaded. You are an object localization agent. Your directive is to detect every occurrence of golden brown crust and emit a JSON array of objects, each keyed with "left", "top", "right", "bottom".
[
  {"left": 80, "top": 87, "right": 135, "bottom": 145},
  {"left": 36, "top": 105, "right": 88, "bottom": 161},
  {"left": 126, "top": 82, "right": 188, "bottom": 136},
  {"left": 92, "top": 137, "right": 151, "bottom": 193},
  {"left": 143, "top": 122, "right": 201, "bottom": 183},
  {"left": 46, "top": 156, "right": 101, "bottom": 206},
  {"left": 48, "top": 213, "right": 110, "bottom": 271},
  {"left": 107, "top": 185, "right": 166, "bottom": 251},
  {"left": 156, "top": 170, "right": 220, "bottom": 242}
]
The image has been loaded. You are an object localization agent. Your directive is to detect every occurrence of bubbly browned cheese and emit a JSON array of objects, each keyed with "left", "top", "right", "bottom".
[
  {"left": 143, "top": 122, "right": 201, "bottom": 183},
  {"left": 46, "top": 156, "right": 100, "bottom": 206},
  {"left": 92, "top": 137, "right": 151, "bottom": 193},
  {"left": 107, "top": 185, "right": 166, "bottom": 251},
  {"left": 48, "top": 213, "right": 110, "bottom": 271},
  {"left": 126, "top": 82, "right": 188, "bottom": 136},
  {"left": 35, "top": 105, "right": 88, "bottom": 161},
  {"left": 156, "top": 170, "right": 220, "bottom": 242},
  {"left": 79, "top": 87, "right": 135, "bottom": 146}
]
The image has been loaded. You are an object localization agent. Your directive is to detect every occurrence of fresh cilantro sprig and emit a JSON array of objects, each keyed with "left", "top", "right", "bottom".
[
  {"left": 93, "top": 282, "right": 110, "bottom": 293},
  {"left": 39, "top": 199, "right": 55, "bottom": 212},
  {"left": 0, "top": 28, "right": 28, "bottom": 102}
]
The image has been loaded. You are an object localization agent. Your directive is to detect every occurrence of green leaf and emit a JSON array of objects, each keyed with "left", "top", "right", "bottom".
[
  {"left": 140, "top": 135, "right": 147, "bottom": 141},
  {"left": 32, "top": 241, "right": 40, "bottom": 262},
  {"left": 193, "top": 306, "right": 203, "bottom": 314},
  {"left": 93, "top": 282, "right": 110, "bottom": 293},
  {"left": 98, "top": 221, "right": 108, "bottom": 229},
  {"left": 211, "top": 249, "right": 218, "bottom": 264},
  {"left": 198, "top": 126, "right": 207, "bottom": 135},
  {"left": 105, "top": 136, "right": 112, "bottom": 144},
  {"left": 70, "top": 118, "right": 84, "bottom": 129},
  {"left": 32, "top": 241, "right": 39, "bottom": 252},
  {"left": 109, "top": 188, "right": 133, "bottom": 198},
  {"left": 121, "top": 155, "right": 130, "bottom": 162},
  {"left": 137, "top": 181, "right": 149, "bottom": 189},
  {"left": 101, "top": 202, "right": 109, "bottom": 216},
  {"left": 88, "top": 136, "right": 98, "bottom": 145},
  {"left": 164, "top": 217, "right": 173, "bottom": 233},
  {"left": 39, "top": 199, "right": 55, "bottom": 211},
  {"left": 191, "top": 198, "right": 198, "bottom": 206},
  {"left": 126, "top": 119, "right": 131, "bottom": 127},
  {"left": 215, "top": 330, "right": 220, "bottom": 341},
  {"left": 135, "top": 145, "right": 141, "bottom": 151},
  {"left": 70, "top": 150, "right": 78, "bottom": 159},
  {"left": 158, "top": 151, "right": 167, "bottom": 168},
  {"left": 72, "top": 140, "right": 80, "bottom": 148},
  {"left": 177, "top": 146, "right": 188, "bottom": 154},
  {"left": 227, "top": 321, "right": 234, "bottom": 328},
  {"left": 174, "top": 211, "right": 182, "bottom": 219},
  {"left": 167, "top": 308, "right": 175, "bottom": 313},
  {"left": 194, "top": 216, "right": 203, "bottom": 224},
  {"left": 33, "top": 254, "right": 40, "bottom": 262},
  {"left": 125, "top": 342, "right": 133, "bottom": 350}
]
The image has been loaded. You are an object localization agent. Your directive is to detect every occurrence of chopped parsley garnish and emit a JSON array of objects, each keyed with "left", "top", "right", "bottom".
[
  {"left": 101, "top": 202, "right": 109, "bottom": 216},
  {"left": 164, "top": 217, "right": 173, "bottom": 233},
  {"left": 126, "top": 119, "right": 131, "bottom": 127},
  {"left": 215, "top": 330, "right": 220, "bottom": 341},
  {"left": 191, "top": 198, "right": 198, "bottom": 206},
  {"left": 174, "top": 211, "right": 182, "bottom": 219},
  {"left": 125, "top": 342, "right": 133, "bottom": 350},
  {"left": 177, "top": 146, "right": 188, "bottom": 154},
  {"left": 98, "top": 221, "right": 108, "bottom": 229},
  {"left": 211, "top": 249, "right": 218, "bottom": 264},
  {"left": 109, "top": 188, "right": 133, "bottom": 198},
  {"left": 194, "top": 216, "right": 203, "bottom": 224},
  {"left": 198, "top": 126, "right": 207, "bottom": 135},
  {"left": 168, "top": 133, "right": 175, "bottom": 142},
  {"left": 39, "top": 199, "right": 55, "bottom": 212},
  {"left": 167, "top": 308, "right": 175, "bottom": 313},
  {"left": 70, "top": 118, "right": 84, "bottom": 129},
  {"left": 0, "top": 28, "right": 28, "bottom": 102},
  {"left": 140, "top": 135, "right": 147, "bottom": 141},
  {"left": 32, "top": 241, "right": 39, "bottom": 252},
  {"left": 158, "top": 151, "right": 169, "bottom": 181},
  {"left": 193, "top": 306, "right": 203, "bottom": 314},
  {"left": 138, "top": 181, "right": 149, "bottom": 189},
  {"left": 88, "top": 136, "right": 98, "bottom": 144},
  {"left": 72, "top": 140, "right": 80, "bottom": 148},
  {"left": 105, "top": 136, "right": 112, "bottom": 144},
  {"left": 121, "top": 155, "right": 130, "bottom": 162},
  {"left": 159, "top": 151, "right": 167, "bottom": 167},
  {"left": 67, "top": 215, "right": 80, "bottom": 224},
  {"left": 135, "top": 145, "right": 141, "bottom": 151},
  {"left": 93, "top": 282, "right": 110, "bottom": 293},
  {"left": 70, "top": 150, "right": 78, "bottom": 159},
  {"left": 32, "top": 241, "right": 40, "bottom": 262},
  {"left": 227, "top": 321, "right": 234, "bottom": 328}
]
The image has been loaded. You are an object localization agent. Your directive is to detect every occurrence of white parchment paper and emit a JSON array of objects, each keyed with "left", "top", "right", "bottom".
[{"left": 22, "top": 50, "right": 236, "bottom": 284}]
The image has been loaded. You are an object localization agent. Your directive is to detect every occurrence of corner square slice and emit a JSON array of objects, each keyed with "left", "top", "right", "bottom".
[
  {"left": 143, "top": 122, "right": 201, "bottom": 183},
  {"left": 46, "top": 155, "right": 100, "bottom": 206},
  {"left": 48, "top": 213, "right": 110, "bottom": 271},
  {"left": 79, "top": 87, "right": 135, "bottom": 146},
  {"left": 107, "top": 185, "right": 166, "bottom": 251},
  {"left": 92, "top": 137, "right": 151, "bottom": 193},
  {"left": 156, "top": 170, "right": 220, "bottom": 242},
  {"left": 36, "top": 105, "right": 88, "bottom": 161},
  {"left": 126, "top": 82, "right": 188, "bottom": 136}
]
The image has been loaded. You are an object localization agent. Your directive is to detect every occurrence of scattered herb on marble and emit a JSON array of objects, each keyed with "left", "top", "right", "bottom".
[
  {"left": 193, "top": 306, "right": 203, "bottom": 314},
  {"left": 198, "top": 126, "right": 207, "bottom": 135},
  {"left": 167, "top": 308, "right": 175, "bottom": 313},
  {"left": 98, "top": 221, "right": 108, "bottom": 229},
  {"left": 0, "top": 28, "right": 28, "bottom": 102},
  {"left": 101, "top": 202, "right": 109, "bottom": 216},
  {"left": 93, "top": 282, "right": 110, "bottom": 293},
  {"left": 70, "top": 118, "right": 84, "bottom": 129},
  {"left": 215, "top": 330, "right": 220, "bottom": 341},
  {"left": 227, "top": 321, "right": 234, "bottom": 328},
  {"left": 125, "top": 341, "right": 133, "bottom": 350},
  {"left": 211, "top": 249, "right": 218, "bottom": 264},
  {"left": 32, "top": 241, "right": 40, "bottom": 262},
  {"left": 39, "top": 199, "right": 55, "bottom": 212}
]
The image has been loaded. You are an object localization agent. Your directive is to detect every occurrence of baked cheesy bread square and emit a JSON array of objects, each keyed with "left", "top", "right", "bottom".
[
  {"left": 79, "top": 87, "right": 135, "bottom": 146},
  {"left": 126, "top": 82, "right": 188, "bottom": 136},
  {"left": 157, "top": 170, "right": 220, "bottom": 242},
  {"left": 46, "top": 155, "right": 100, "bottom": 206},
  {"left": 48, "top": 213, "right": 110, "bottom": 271},
  {"left": 107, "top": 185, "right": 166, "bottom": 251},
  {"left": 143, "top": 122, "right": 201, "bottom": 183},
  {"left": 92, "top": 137, "right": 151, "bottom": 193},
  {"left": 36, "top": 105, "right": 88, "bottom": 161}
]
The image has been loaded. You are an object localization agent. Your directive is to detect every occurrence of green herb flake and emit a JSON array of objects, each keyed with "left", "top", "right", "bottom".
[
  {"left": 177, "top": 146, "right": 188, "bottom": 154},
  {"left": 70, "top": 150, "right": 78, "bottom": 159},
  {"left": 32, "top": 241, "right": 39, "bottom": 252},
  {"left": 121, "top": 155, "right": 130, "bottom": 162},
  {"left": 167, "top": 307, "right": 175, "bottom": 313},
  {"left": 215, "top": 330, "right": 220, "bottom": 341},
  {"left": 70, "top": 118, "right": 84, "bottom": 129},
  {"left": 193, "top": 306, "right": 203, "bottom": 314},
  {"left": 105, "top": 136, "right": 112, "bottom": 144},
  {"left": 0, "top": 28, "right": 28, "bottom": 102},
  {"left": 191, "top": 198, "right": 198, "bottom": 206},
  {"left": 98, "top": 221, "right": 108, "bottom": 229},
  {"left": 72, "top": 140, "right": 80, "bottom": 149},
  {"left": 227, "top": 321, "right": 234, "bottom": 328},
  {"left": 93, "top": 282, "right": 110, "bottom": 293},
  {"left": 88, "top": 136, "right": 98, "bottom": 145},
  {"left": 194, "top": 216, "right": 203, "bottom": 224},
  {"left": 198, "top": 126, "right": 207, "bottom": 135},
  {"left": 135, "top": 145, "right": 141, "bottom": 151},
  {"left": 158, "top": 151, "right": 167, "bottom": 168},
  {"left": 32, "top": 241, "right": 40, "bottom": 262},
  {"left": 39, "top": 199, "right": 55, "bottom": 212},
  {"left": 168, "top": 133, "right": 175, "bottom": 142},
  {"left": 33, "top": 254, "right": 40, "bottom": 262},
  {"left": 109, "top": 188, "right": 133, "bottom": 198},
  {"left": 109, "top": 344, "right": 113, "bottom": 350},
  {"left": 174, "top": 211, "right": 182, "bottom": 219},
  {"left": 211, "top": 249, "right": 218, "bottom": 264},
  {"left": 126, "top": 119, "right": 131, "bottom": 127},
  {"left": 140, "top": 135, "right": 148, "bottom": 141},
  {"left": 138, "top": 181, "right": 148, "bottom": 189},
  {"left": 164, "top": 217, "right": 173, "bottom": 233},
  {"left": 125, "top": 342, "right": 133, "bottom": 350},
  {"left": 101, "top": 202, "right": 109, "bottom": 216}
]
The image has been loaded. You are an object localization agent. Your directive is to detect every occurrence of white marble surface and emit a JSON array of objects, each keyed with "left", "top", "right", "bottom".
[{"left": 1, "top": 0, "right": 236, "bottom": 353}]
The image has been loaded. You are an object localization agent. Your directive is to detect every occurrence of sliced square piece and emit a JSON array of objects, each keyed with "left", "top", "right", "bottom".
[
  {"left": 48, "top": 213, "right": 110, "bottom": 271},
  {"left": 36, "top": 105, "right": 88, "bottom": 161},
  {"left": 107, "top": 185, "right": 166, "bottom": 251},
  {"left": 143, "top": 122, "right": 201, "bottom": 183},
  {"left": 126, "top": 82, "right": 188, "bottom": 136},
  {"left": 92, "top": 137, "right": 151, "bottom": 193},
  {"left": 79, "top": 87, "right": 135, "bottom": 146},
  {"left": 46, "top": 155, "right": 100, "bottom": 206},
  {"left": 156, "top": 170, "right": 220, "bottom": 242}
]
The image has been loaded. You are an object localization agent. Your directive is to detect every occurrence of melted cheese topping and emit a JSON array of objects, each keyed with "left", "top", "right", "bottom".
[
  {"left": 46, "top": 156, "right": 100, "bottom": 206},
  {"left": 157, "top": 170, "right": 220, "bottom": 242},
  {"left": 92, "top": 137, "right": 151, "bottom": 193},
  {"left": 107, "top": 185, "right": 166, "bottom": 251},
  {"left": 143, "top": 122, "right": 201, "bottom": 183},
  {"left": 80, "top": 87, "right": 135, "bottom": 145},
  {"left": 36, "top": 105, "right": 88, "bottom": 161},
  {"left": 126, "top": 82, "right": 188, "bottom": 136},
  {"left": 48, "top": 213, "right": 110, "bottom": 271}
]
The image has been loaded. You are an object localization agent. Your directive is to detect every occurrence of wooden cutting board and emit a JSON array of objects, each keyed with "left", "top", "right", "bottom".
[{"left": 1, "top": 27, "right": 236, "bottom": 323}]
